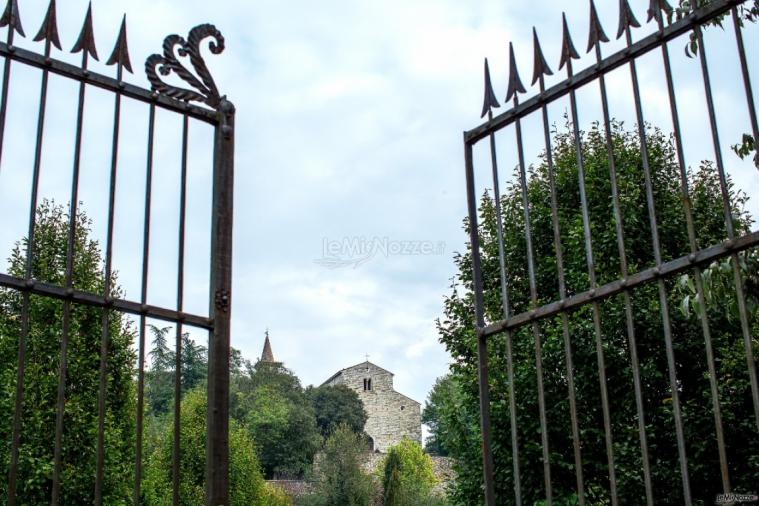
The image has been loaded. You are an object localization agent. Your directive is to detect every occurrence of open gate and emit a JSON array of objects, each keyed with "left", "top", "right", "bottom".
[
  {"left": 463, "top": 0, "right": 758, "bottom": 504},
  {"left": 0, "top": 0, "right": 233, "bottom": 504}
]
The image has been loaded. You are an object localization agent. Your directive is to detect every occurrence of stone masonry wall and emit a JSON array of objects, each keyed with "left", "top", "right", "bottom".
[{"left": 325, "top": 362, "right": 421, "bottom": 452}]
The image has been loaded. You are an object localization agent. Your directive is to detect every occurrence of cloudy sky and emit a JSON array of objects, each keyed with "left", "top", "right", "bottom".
[{"left": 0, "top": 0, "right": 757, "bottom": 428}]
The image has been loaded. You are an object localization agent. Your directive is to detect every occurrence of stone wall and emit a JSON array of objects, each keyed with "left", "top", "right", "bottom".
[{"left": 325, "top": 362, "right": 421, "bottom": 452}]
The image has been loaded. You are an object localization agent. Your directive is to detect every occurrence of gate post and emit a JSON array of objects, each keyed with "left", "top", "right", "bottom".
[{"left": 207, "top": 97, "right": 235, "bottom": 506}]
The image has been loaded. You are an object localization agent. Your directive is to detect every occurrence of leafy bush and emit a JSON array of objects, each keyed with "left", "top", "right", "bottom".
[
  {"left": 0, "top": 202, "right": 136, "bottom": 504},
  {"left": 311, "top": 424, "right": 375, "bottom": 505},
  {"left": 143, "top": 388, "right": 266, "bottom": 505},
  {"left": 381, "top": 439, "right": 437, "bottom": 506}
]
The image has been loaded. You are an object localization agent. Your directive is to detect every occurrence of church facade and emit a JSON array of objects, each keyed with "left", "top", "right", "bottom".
[{"left": 322, "top": 361, "right": 421, "bottom": 452}]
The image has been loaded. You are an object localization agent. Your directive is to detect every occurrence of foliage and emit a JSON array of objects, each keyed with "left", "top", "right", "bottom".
[
  {"left": 232, "top": 361, "right": 321, "bottom": 479},
  {"left": 262, "top": 483, "right": 294, "bottom": 505},
  {"left": 381, "top": 439, "right": 437, "bottom": 506},
  {"left": 307, "top": 384, "right": 368, "bottom": 438},
  {"left": 421, "top": 375, "right": 456, "bottom": 456},
  {"left": 310, "top": 424, "right": 375, "bottom": 506},
  {"left": 437, "top": 121, "right": 758, "bottom": 504},
  {"left": 0, "top": 201, "right": 136, "bottom": 504},
  {"left": 142, "top": 388, "right": 266, "bottom": 505},
  {"left": 145, "top": 325, "right": 208, "bottom": 417}
]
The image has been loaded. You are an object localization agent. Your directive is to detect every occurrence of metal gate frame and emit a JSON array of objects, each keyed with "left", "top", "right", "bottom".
[
  {"left": 463, "top": 0, "right": 759, "bottom": 504},
  {"left": 0, "top": 0, "right": 234, "bottom": 504}
]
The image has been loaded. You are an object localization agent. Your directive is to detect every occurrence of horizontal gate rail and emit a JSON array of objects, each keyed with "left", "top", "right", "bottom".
[
  {"left": 0, "top": 273, "right": 214, "bottom": 329},
  {"left": 0, "top": 41, "right": 219, "bottom": 124}
]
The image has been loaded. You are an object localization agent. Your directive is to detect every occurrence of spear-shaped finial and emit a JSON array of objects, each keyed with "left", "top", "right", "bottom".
[
  {"left": 647, "top": 0, "right": 673, "bottom": 23},
  {"left": 505, "top": 42, "right": 526, "bottom": 102},
  {"left": 107, "top": 15, "right": 133, "bottom": 74},
  {"left": 71, "top": 2, "right": 98, "bottom": 62},
  {"left": 559, "top": 13, "right": 580, "bottom": 71},
  {"left": 0, "top": 0, "right": 24, "bottom": 38},
  {"left": 617, "top": 0, "right": 641, "bottom": 39},
  {"left": 33, "top": 0, "right": 61, "bottom": 51},
  {"left": 480, "top": 57, "right": 500, "bottom": 118},
  {"left": 531, "top": 27, "right": 553, "bottom": 86},
  {"left": 587, "top": 0, "right": 610, "bottom": 53}
]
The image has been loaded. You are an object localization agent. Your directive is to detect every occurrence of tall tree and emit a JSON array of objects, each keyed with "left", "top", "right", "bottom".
[
  {"left": 307, "top": 384, "right": 368, "bottom": 438},
  {"left": 233, "top": 361, "right": 321, "bottom": 479},
  {"left": 438, "top": 121, "right": 758, "bottom": 504},
  {"left": 0, "top": 201, "right": 136, "bottom": 503},
  {"left": 421, "top": 375, "right": 456, "bottom": 456}
]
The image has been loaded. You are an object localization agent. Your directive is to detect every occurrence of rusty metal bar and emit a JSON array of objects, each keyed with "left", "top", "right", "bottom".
[
  {"left": 693, "top": 21, "right": 759, "bottom": 432},
  {"left": 0, "top": 41, "right": 218, "bottom": 124},
  {"left": 535, "top": 62, "right": 585, "bottom": 506},
  {"left": 172, "top": 113, "right": 189, "bottom": 506},
  {"left": 563, "top": 44, "right": 618, "bottom": 505},
  {"left": 134, "top": 101, "right": 156, "bottom": 505},
  {"left": 591, "top": 17, "right": 653, "bottom": 502},
  {"left": 206, "top": 98, "right": 234, "bottom": 506},
  {"left": 481, "top": 231, "right": 759, "bottom": 337},
  {"left": 0, "top": 273, "right": 212, "bottom": 329},
  {"left": 486, "top": 111, "right": 522, "bottom": 505}
]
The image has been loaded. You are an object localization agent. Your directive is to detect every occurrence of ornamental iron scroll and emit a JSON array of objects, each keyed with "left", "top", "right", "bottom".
[{"left": 145, "top": 24, "right": 225, "bottom": 109}]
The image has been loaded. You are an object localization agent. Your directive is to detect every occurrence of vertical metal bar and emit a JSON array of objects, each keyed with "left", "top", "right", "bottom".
[
  {"left": 537, "top": 74, "right": 585, "bottom": 506},
  {"left": 592, "top": 41, "right": 653, "bottom": 505},
  {"left": 51, "top": 47, "right": 91, "bottom": 506},
  {"left": 8, "top": 34, "right": 52, "bottom": 506},
  {"left": 694, "top": 22, "right": 759, "bottom": 431},
  {"left": 654, "top": 9, "right": 731, "bottom": 493},
  {"left": 95, "top": 62, "right": 124, "bottom": 505},
  {"left": 0, "top": 19, "right": 17, "bottom": 172},
  {"left": 487, "top": 111, "right": 522, "bottom": 505},
  {"left": 565, "top": 58, "right": 618, "bottom": 505},
  {"left": 173, "top": 114, "right": 189, "bottom": 506},
  {"left": 134, "top": 102, "right": 156, "bottom": 506},
  {"left": 206, "top": 99, "right": 235, "bottom": 506},
  {"left": 729, "top": 7, "right": 759, "bottom": 432},
  {"left": 623, "top": 25, "right": 692, "bottom": 504},
  {"left": 513, "top": 95, "right": 552, "bottom": 505},
  {"left": 463, "top": 137, "right": 495, "bottom": 506}
]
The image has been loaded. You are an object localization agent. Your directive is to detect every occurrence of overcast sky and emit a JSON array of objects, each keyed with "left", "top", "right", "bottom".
[{"left": 0, "top": 0, "right": 757, "bottom": 427}]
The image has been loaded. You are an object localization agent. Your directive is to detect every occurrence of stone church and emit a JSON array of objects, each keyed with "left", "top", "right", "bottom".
[{"left": 322, "top": 360, "right": 422, "bottom": 452}]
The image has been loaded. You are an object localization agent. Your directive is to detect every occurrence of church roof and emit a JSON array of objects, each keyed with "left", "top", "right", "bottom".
[
  {"left": 260, "top": 331, "right": 274, "bottom": 362},
  {"left": 321, "top": 360, "right": 394, "bottom": 386}
]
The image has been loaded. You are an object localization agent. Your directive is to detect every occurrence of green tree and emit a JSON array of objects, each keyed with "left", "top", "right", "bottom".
[
  {"left": 307, "top": 384, "right": 368, "bottom": 438},
  {"left": 233, "top": 361, "right": 321, "bottom": 478},
  {"left": 312, "top": 424, "right": 375, "bottom": 506},
  {"left": 421, "top": 375, "right": 456, "bottom": 456},
  {"left": 145, "top": 326, "right": 208, "bottom": 417},
  {"left": 0, "top": 201, "right": 136, "bottom": 503},
  {"left": 438, "top": 121, "right": 758, "bottom": 504},
  {"left": 381, "top": 439, "right": 437, "bottom": 506},
  {"left": 142, "top": 388, "right": 266, "bottom": 506}
]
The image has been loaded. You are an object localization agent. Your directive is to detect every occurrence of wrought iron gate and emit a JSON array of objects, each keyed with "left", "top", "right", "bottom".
[
  {"left": 0, "top": 0, "right": 233, "bottom": 504},
  {"left": 463, "top": 0, "right": 758, "bottom": 504}
]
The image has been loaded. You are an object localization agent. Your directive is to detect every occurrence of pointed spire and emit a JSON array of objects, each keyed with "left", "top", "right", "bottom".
[
  {"left": 587, "top": 0, "right": 610, "bottom": 53},
  {"left": 0, "top": 0, "right": 24, "bottom": 38},
  {"left": 531, "top": 27, "right": 553, "bottom": 86},
  {"left": 505, "top": 42, "right": 526, "bottom": 102},
  {"left": 617, "top": 0, "right": 641, "bottom": 39},
  {"left": 106, "top": 15, "right": 133, "bottom": 74},
  {"left": 33, "top": 0, "right": 61, "bottom": 50},
  {"left": 647, "top": 0, "right": 673, "bottom": 23},
  {"left": 71, "top": 2, "right": 98, "bottom": 61},
  {"left": 480, "top": 58, "right": 500, "bottom": 118},
  {"left": 261, "top": 329, "right": 274, "bottom": 362},
  {"left": 559, "top": 13, "right": 579, "bottom": 71}
]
